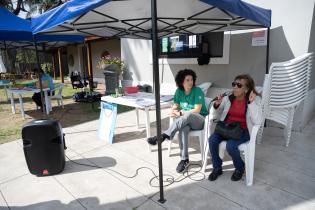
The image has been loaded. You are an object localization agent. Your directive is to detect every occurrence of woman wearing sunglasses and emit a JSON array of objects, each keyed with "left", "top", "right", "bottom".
[{"left": 208, "top": 74, "right": 262, "bottom": 182}]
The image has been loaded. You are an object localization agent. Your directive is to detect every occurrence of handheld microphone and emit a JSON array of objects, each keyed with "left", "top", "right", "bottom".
[{"left": 211, "top": 91, "right": 231, "bottom": 102}]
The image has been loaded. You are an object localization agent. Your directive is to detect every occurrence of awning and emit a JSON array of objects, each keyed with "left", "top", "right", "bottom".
[
  {"left": 31, "top": 0, "right": 271, "bottom": 39},
  {"left": 0, "top": 7, "right": 84, "bottom": 49}
]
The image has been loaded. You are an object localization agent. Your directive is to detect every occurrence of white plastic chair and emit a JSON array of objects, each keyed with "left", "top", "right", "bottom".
[
  {"left": 257, "top": 53, "right": 313, "bottom": 146},
  {"left": 202, "top": 116, "right": 261, "bottom": 186},
  {"left": 49, "top": 83, "right": 65, "bottom": 111},
  {"left": 168, "top": 97, "right": 212, "bottom": 160}
]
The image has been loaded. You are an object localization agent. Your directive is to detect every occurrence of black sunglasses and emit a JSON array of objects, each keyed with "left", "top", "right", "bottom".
[{"left": 232, "top": 81, "right": 243, "bottom": 88}]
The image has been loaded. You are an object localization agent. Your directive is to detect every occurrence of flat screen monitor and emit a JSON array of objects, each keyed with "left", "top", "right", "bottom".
[{"left": 159, "top": 32, "right": 223, "bottom": 58}]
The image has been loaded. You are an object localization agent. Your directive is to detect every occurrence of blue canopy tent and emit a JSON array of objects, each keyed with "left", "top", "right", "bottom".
[
  {"left": 0, "top": 6, "right": 84, "bottom": 116},
  {"left": 0, "top": 6, "right": 84, "bottom": 49},
  {"left": 31, "top": 0, "right": 271, "bottom": 201}
]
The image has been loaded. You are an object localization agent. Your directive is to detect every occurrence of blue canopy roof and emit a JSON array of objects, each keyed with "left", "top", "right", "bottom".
[
  {"left": 31, "top": 0, "right": 271, "bottom": 38},
  {"left": 201, "top": 0, "right": 271, "bottom": 27},
  {"left": 0, "top": 7, "right": 84, "bottom": 43}
]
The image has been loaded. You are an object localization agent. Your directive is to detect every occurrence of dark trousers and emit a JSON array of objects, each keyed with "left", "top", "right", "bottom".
[
  {"left": 32, "top": 91, "right": 54, "bottom": 108},
  {"left": 208, "top": 129, "right": 250, "bottom": 171}
]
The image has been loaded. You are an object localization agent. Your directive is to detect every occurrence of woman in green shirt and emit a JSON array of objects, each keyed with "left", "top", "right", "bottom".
[{"left": 147, "top": 69, "right": 208, "bottom": 173}]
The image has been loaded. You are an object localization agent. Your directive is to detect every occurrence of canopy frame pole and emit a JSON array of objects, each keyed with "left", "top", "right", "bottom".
[
  {"left": 87, "top": 41, "right": 94, "bottom": 91},
  {"left": 33, "top": 35, "right": 47, "bottom": 117},
  {"left": 151, "top": 0, "right": 166, "bottom": 203},
  {"left": 57, "top": 48, "right": 64, "bottom": 83},
  {"left": 265, "top": 27, "right": 270, "bottom": 74},
  {"left": 52, "top": 53, "right": 56, "bottom": 80}
]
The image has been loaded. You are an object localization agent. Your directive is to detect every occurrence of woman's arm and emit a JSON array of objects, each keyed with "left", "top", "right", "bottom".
[
  {"left": 211, "top": 96, "right": 228, "bottom": 120},
  {"left": 248, "top": 96, "right": 262, "bottom": 125}
]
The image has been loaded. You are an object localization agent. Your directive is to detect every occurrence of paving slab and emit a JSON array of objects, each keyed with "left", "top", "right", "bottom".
[
  {"left": 64, "top": 132, "right": 106, "bottom": 155},
  {"left": 261, "top": 127, "right": 315, "bottom": 152},
  {"left": 137, "top": 199, "right": 167, "bottom": 210},
  {"left": 255, "top": 145, "right": 315, "bottom": 178},
  {"left": 53, "top": 156, "right": 149, "bottom": 209},
  {"left": 76, "top": 146, "right": 161, "bottom": 195},
  {"left": 0, "top": 141, "right": 28, "bottom": 184},
  {"left": 253, "top": 159, "right": 315, "bottom": 200},
  {"left": 0, "top": 174, "right": 84, "bottom": 210},
  {"left": 155, "top": 180, "right": 245, "bottom": 210},
  {"left": 200, "top": 176, "right": 315, "bottom": 210}
]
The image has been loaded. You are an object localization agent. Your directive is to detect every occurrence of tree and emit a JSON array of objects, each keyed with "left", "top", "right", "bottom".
[
  {"left": 0, "top": 0, "right": 27, "bottom": 15},
  {"left": 24, "top": 0, "right": 66, "bottom": 18},
  {"left": 0, "top": 0, "right": 65, "bottom": 16}
]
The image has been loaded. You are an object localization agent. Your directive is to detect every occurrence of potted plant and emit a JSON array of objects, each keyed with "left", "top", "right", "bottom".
[
  {"left": 97, "top": 54, "right": 125, "bottom": 94},
  {"left": 97, "top": 54, "right": 125, "bottom": 75}
]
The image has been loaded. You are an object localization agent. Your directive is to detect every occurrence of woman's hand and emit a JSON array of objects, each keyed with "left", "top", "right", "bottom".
[
  {"left": 249, "top": 91, "right": 256, "bottom": 103},
  {"left": 214, "top": 94, "right": 223, "bottom": 107},
  {"left": 170, "top": 109, "right": 181, "bottom": 118}
]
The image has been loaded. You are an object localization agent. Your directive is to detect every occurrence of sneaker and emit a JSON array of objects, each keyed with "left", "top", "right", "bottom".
[
  {"left": 208, "top": 168, "right": 223, "bottom": 181},
  {"left": 147, "top": 136, "right": 158, "bottom": 145},
  {"left": 231, "top": 169, "right": 244, "bottom": 181},
  {"left": 147, "top": 133, "right": 169, "bottom": 145},
  {"left": 176, "top": 159, "right": 189, "bottom": 173}
]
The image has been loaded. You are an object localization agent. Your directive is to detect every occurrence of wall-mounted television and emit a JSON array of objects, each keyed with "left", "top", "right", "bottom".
[{"left": 159, "top": 32, "right": 224, "bottom": 58}]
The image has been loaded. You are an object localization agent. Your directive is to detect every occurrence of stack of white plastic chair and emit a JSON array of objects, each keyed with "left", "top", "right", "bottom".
[{"left": 257, "top": 53, "right": 313, "bottom": 146}]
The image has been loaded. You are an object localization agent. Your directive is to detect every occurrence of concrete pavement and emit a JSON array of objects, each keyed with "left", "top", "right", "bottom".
[{"left": 1, "top": 108, "right": 315, "bottom": 210}]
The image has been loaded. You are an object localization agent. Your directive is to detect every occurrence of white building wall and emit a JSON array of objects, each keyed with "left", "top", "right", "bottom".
[{"left": 121, "top": 33, "right": 266, "bottom": 87}]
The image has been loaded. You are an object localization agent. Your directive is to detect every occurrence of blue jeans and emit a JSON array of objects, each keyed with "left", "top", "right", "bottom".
[{"left": 208, "top": 129, "right": 250, "bottom": 171}]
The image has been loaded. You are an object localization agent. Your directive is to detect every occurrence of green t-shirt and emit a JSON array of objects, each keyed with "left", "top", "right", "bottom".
[{"left": 173, "top": 86, "right": 208, "bottom": 116}]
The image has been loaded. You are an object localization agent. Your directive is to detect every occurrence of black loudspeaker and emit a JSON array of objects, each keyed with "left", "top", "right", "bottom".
[{"left": 22, "top": 119, "right": 66, "bottom": 176}]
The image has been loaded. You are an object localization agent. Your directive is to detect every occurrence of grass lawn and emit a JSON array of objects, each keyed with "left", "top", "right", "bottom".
[{"left": 0, "top": 83, "right": 133, "bottom": 144}]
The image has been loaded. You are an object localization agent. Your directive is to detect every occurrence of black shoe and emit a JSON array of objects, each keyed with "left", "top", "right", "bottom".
[
  {"left": 176, "top": 159, "right": 189, "bottom": 173},
  {"left": 147, "top": 136, "right": 158, "bottom": 145},
  {"left": 208, "top": 168, "right": 223, "bottom": 181},
  {"left": 147, "top": 133, "right": 169, "bottom": 145},
  {"left": 231, "top": 169, "right": 244, "bottom": 181}
]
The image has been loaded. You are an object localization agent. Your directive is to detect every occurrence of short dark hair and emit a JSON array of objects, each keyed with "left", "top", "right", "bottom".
[{"left": 175, "top": 69, "right": 197, "bottom": 90}]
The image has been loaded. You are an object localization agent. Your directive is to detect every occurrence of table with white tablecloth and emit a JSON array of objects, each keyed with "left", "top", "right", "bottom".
[{"left": 100, "top": 92, "right": 173, "bottom": 141}]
